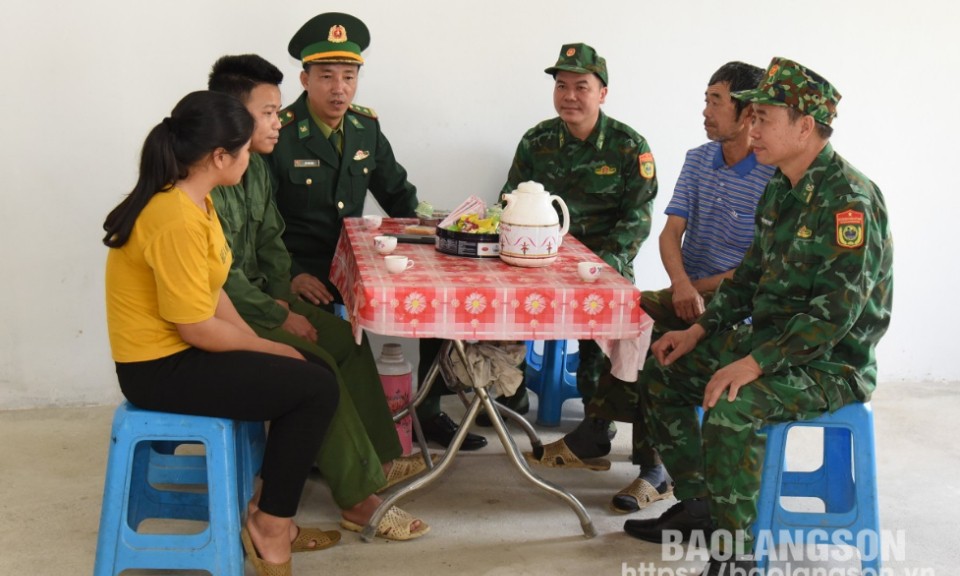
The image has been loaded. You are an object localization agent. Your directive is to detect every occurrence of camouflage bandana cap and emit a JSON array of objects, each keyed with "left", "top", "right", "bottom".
[
  {"left": 544, "top": 43, "right": 608, "bottom": 86},
  {"left": 732, "top": 56, "right": 841, "bottom": 125}
]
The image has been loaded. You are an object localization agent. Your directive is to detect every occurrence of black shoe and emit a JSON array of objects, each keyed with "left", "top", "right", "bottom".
[
  {"left": 700, "top": 556, "right": 758, "bottom": 576},
  {"left": 475, "top": 391, "right": 530, "bottom": 427},
  {"left": 415, "top": 411, "right": 488, "bottom": 451},
  {"left": 623, "top": 499, "right": 714, "bottom": 543}
]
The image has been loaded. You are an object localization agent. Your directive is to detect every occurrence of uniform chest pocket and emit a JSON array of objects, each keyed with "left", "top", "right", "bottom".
[
  {"left": 281, "top": 168, "right": 327, "bottom": 212},
  {"left": 347, "top": 159, "right": 375, "bottom": 199},
  {"left": 781, "top": 239, "right": 822, "bottom": 299}
]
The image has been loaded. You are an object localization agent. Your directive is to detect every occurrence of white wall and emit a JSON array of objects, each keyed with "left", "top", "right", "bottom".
[{"left": 1, "top": 0, "right": 956, "bottom": 409}]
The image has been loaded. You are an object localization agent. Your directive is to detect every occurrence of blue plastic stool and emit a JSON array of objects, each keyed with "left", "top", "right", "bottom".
[
  {"left": 752, "top": 402, "right": 880, "bottom": 573},
  {"left": 524, "top": 340, "right": 580, "bottom": 426},
  {"left": 93, "top": 402, "right": 260, "bottom": 576}
]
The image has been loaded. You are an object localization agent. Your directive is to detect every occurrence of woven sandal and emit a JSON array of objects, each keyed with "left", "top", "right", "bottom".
[
  {"left": 610, "top": 478, "right": 674, "bottom": 514},
  {"left": 291, "top": 525, "right": 341, "bottom": 553},
  {"left": 341, "top": 506, "right": 431, "bottom": 541},
  {"left": 523, "top": 438, "right": 611, "bottom": 471},
  {"left": 376, "top": 453, "right": 441, "bottom": 494},
  {"left": 240, "top": 526, "right": 292, "bottom": 576}
]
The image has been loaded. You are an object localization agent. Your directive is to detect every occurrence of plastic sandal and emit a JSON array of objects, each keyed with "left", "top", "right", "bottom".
[
  {"left": 240, "top": 526, "right": 292, "bottom": 576},
  {"left": 377, "top": 453, "right": 441, "bottom": 493},
  {"left": 523, "top": 438, "right": 611, "bottom": 471},
  {"left": 291, "top": 525, "right": 341, "bottom": 552},
  {"left": 610, "top": 478, "right": 674, "bottom": 513},
  {"left": 341, "top": 506, "right": 430, "bottom": 541}
]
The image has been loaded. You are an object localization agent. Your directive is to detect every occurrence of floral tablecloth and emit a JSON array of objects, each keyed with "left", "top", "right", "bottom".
[{"left": 331, "top": 218, "right": 645, "bottom": 345}]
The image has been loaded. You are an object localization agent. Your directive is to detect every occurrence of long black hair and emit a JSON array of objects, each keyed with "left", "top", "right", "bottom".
[{"left": 102, "top": 90, "right": 254, "bottom": 247}]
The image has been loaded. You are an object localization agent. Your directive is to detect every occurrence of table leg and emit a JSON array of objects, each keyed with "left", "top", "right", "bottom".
[
  {"left": 360, "top": 380, "right": 484, "bottom": 542},
  {"left": 393, "top": 340, "right": 454, "bottom": 469},
  {"left": 458, "top": 389, "right": 541, "bottom": 451},
  {"left": 474, "top": 384, "right": 596, "bottom": 539},
  {"left": 360, "top": 340, "right": 596, "bottom": 541}
]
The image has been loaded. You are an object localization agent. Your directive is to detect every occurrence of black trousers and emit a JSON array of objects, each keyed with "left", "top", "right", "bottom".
[{"left": 116, "top": 347, "right": 339, "bottom": 518}]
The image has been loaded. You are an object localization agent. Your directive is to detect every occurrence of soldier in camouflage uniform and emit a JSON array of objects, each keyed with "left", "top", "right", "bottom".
[
  {"left": 622, "top": 57, "right": 893, "bottom": 576},
  {"left": 501, "top": 43, "right": 658, "bottom": 469}
]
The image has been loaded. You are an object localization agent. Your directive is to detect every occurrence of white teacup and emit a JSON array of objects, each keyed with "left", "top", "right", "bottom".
[
  {"left": 363, "top": 214, "right": 383, "bottom": 230},
  {"left": 385, "top": 255, "right": 415, "bottom": 274},
  {"left": 577, "top": 261, "right": 601, "bottom": 282},
  {"left": 374, "top": 235, "right": 398, "bottom": 255}
]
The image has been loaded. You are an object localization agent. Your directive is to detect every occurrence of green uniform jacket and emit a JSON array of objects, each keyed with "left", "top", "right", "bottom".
[
  {"left": 698, "top": 143, "right": 893, "bottom": 400},
  {"left": 267, "top": 92, "right": 419, "bottom": 286},
  {"left": 501, "top": 111, "right": 658, "bottom": 280},
  {"left": 210, "top": 154, "right": 294, "bottom": 329}
]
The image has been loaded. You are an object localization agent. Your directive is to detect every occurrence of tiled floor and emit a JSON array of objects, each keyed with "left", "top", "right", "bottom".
[{"left": 0, "top": 380, "right": 954, "bottom": 576}]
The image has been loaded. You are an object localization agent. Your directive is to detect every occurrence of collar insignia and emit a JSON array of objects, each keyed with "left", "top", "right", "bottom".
[{"left": 297, "top": 119, "right": 310, "bottom": 140}]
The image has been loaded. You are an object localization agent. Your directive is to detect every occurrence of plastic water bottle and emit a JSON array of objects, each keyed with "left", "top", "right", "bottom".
[{"left": 376, "top": 343, "right": 413, "bottom": 455}]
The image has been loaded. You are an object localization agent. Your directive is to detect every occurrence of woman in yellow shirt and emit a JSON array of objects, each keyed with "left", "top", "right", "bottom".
[{"left": 103, "top": 91, "right": 338, "bottom": 576}]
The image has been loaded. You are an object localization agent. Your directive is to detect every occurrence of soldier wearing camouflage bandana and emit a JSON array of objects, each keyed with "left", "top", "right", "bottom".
[
  {"left": 623, "top": 57, "right": 893, "bottom": 576},
  {"left": 501, "top": 43, "right": 658, "bottom": 467}
]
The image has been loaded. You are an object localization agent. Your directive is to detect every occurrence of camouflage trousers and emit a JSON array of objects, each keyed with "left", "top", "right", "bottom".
[
  {"left": 640, "top": 323, "right": 860, "bottom": 541},
  {"left": 641, "top": 288, "right": 715, "bottom": 336},
  {"left": 589, "top": 289, "right": 713, "bottom": 465}
]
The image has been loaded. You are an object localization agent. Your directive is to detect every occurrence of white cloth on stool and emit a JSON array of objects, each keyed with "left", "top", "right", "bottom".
[
  {"left": 597, "top": 314, "right": 654, "bottom": 383},
  {"left": 439, "top": 342, "right": 526, "bottom": 397}
]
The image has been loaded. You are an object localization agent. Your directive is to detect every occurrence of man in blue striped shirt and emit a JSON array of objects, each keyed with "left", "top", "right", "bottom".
[{"left": 609, "top": 62, "right": 775, "bottom": 515}]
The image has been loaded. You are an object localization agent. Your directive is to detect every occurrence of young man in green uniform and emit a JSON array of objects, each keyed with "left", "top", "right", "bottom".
[
  {"left": 209, "top": 54, "right": 430, "bottom": 541},
  {"left": 502, "top": 43, "right": 658, "bottom": 467},
  {"left": 623, "top": 57, "right": 893, "bottom": 576},
  {"left": 267, "top": 13, "right": 487, "bottom": 451}
]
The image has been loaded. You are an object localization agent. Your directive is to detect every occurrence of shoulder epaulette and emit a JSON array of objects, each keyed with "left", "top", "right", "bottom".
[
  {"left": 349, "top": 103, "right": 378, "bottom": 119},
  {"left": 278, "top": 108, "right": 296, "bottom": 128}
]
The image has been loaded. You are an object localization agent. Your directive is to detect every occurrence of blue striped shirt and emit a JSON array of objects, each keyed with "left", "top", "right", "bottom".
[{"left": 665, "top": 141, "right": 775, "bottom": 280}]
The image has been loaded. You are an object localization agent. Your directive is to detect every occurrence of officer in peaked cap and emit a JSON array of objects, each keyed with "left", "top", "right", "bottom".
[
  {"left": 494, "top": 42, "right": 658, "bottom": 462},
  {"left": 267, "top": 12, "right": 489, "bottom": 452},
  {"left": 268, "top": 11, "right": 417, "bottom": 305}
]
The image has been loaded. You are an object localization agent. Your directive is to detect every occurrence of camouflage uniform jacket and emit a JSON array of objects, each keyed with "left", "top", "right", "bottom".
[
  {"left": 211, "top": 154, "right": 295, "bottom": 330},
  {"left": 267, "top": 92, "right": 418, "bottom": 281},
  {"left": 697, "top": 143, "right": 893, "bottom": 399},
  {"left": 501, "top": 111, "right": 658, "bottom": 280}
]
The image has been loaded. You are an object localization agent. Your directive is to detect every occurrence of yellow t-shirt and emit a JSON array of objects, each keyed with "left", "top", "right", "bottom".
[{"left": 105, "top": 187, "right": 232, "bottom": 362}]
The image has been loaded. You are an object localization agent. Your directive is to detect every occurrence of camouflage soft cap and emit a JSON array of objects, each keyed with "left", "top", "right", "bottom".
[
  {"left": 732, "top": 57, "right": 841, "bottom": 125},
  {"left": 544, "top": 43, "right": 608, "bottom": 86}
]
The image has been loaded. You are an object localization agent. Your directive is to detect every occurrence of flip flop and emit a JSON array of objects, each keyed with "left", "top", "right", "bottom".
[
  {"left": 341, "top": 506, "right": 431, "bottom": 541},
  {"left": 610, "top": 478, "right": 674, "bottom": 514},
  {"left": 291, "top": 525, "right": 341, "bottom": 552},
  {"left": 523, "top": 438, "right": 611, "bottom": 471},
  {"left": 376, "top": 452, "right": 441, "bottom": 493},
  {"left": 240, "top": 525, "right": 292, "bottom": 576}
]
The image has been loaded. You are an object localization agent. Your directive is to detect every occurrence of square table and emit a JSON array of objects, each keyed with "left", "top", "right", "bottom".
[{"left": 331, "top": 217, "right": 646, "bottom": 540}]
